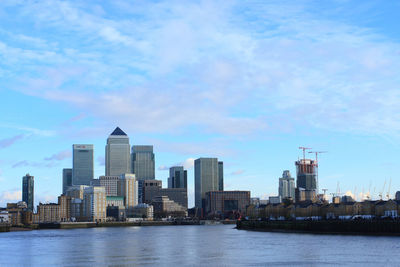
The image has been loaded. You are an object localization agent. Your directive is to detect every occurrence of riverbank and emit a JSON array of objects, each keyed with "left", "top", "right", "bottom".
[
  {"left": 1, "top": 219, "right": 236, "bottom": 232},
  {"left": 0, "top": 224, "right": 10, "bottom": 232},
  {"left": 236, "top": 219, "right": 400, "bottom": 236}
]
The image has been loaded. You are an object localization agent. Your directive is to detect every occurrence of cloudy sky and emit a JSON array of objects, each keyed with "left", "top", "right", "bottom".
[{"left": 1, "top": 0, "right": 399, "bottom": 207}]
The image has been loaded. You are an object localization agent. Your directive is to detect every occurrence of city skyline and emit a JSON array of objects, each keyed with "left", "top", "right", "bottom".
[{"left": 1, "top": 1, "right": 400, "bottom": 208}]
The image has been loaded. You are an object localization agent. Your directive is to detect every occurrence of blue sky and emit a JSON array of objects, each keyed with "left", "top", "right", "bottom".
[{"left": 1, "top": 0, "right": 400, "bottom": 207}]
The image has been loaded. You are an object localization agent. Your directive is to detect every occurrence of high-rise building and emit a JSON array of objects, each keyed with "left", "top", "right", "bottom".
[
  {"left": 131, "top": 145, "right": 155, "bottom": 180},
  {"left": 279, "top": 170, "right": 295, "bottom": 200},
  {"left": 72, "top": 144, "right": 94, "bottom": 186},
  {"left": 218, "top": 161, "right": 224, "bottom": 191},
  {"left": 132, "top": 145, "right": 155, "bottom": 203},
  {"left": 118, "top": 173, "right": 138, "bottom": 209},
  {"left": 295, "top": 159, "right": 317, "bottom": 202},
  {"left": 295, "top": 159, "right": 317, "bottom": 190},
  {"left": 62, "top": 168, "right": 72, "bottom": 194},
  {"left": 194, "top": 158, "right": 223, "bottom": 209},
  {"left": 168, "top": 166, "right": 187, "bottom": 189},
  {"left": 22, "top": 174, "right": 34, "bottom": 212},
  {"left": 106, "top": 127, "right": 131, "bottom": 176},
  {"left": 83, "top": 186, "right": 106, "bottom": 222}
]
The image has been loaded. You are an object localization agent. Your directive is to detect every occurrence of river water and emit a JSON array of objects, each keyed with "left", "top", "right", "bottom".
[{"left": 1, "top": 224, "right": 400, "bottom": 266}]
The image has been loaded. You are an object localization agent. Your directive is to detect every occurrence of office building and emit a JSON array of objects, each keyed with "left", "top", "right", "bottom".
[
  {"left": 218, "top": 161, "right": 224, "bottom": 191},
  {"left": 66, "top": 185, "right": 90, "bottom": 200},
  {"left": 205, "top": 191, "right": 250, "bottom": 218},
  {"left": 132, "top": 204, "right": 154, "bottom": 220},
  {"left": 83, "top": 186, "right": 106, "bottom": 222},
  {"left": 99, "top": 176, "right": 120, "bottom": 196},
  {"left": 131, "top": 145, "right": 155, "bottom": 180},
  {"left": 168, "top": 166, "right": 187, "bottom": 189},
  {"left": 22, "top": 174, "right": 34, "bottom": 212},
  {"left": 142, "top": 180, "right": 188, "bottom": 209},
  {"left": 151, "top": 196, "right": 187, "bottom": 218},
  {"left": 106, "top": 127, "right": 131, "bottom": 176},
  {"left": 72, "top": 144, "right": 94, "bottom": 186},
  {"left": 278, "top": 170, "right": 295, "bottom": 200},
  {"left": 194, "top": 158, "right": 223, "bottom": 209},
  {"left": 396, "top": 191, "right": 400, "bottom": 201},
  {"left": 62, "top": 168, "right": 72, "bottom": 195}
]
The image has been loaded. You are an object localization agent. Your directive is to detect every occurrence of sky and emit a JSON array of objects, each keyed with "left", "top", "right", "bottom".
[{"left": 1, "top": 0, "right": 400, "bottom": 208}]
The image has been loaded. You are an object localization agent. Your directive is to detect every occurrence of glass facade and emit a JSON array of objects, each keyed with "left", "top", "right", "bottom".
[
  {"left": 106, "top": 127, "right": 131, "bottom": 176},
  {"left": 72, "top": 144, "right": 94, "bottom": 186},
  {"left": 22, "top": 174, "right": 34, "bottom": 212},
  {"left": 194, "top": 158, "right": 223, "bottom": 209},
  {"left": 62, "top": 168, "right": 72, "bottom": 194}
]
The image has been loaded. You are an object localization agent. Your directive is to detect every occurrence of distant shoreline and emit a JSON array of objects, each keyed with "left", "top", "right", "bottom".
[{"left": 236, "top": 219, "right": 400, "bottom": 236}]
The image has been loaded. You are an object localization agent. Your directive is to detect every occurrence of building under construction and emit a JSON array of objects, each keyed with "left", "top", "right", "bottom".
[{"left": 295, "top": 158, "right": 317, "bottom": 202}]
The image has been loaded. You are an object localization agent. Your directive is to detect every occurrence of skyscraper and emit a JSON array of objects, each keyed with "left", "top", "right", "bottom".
[
  {"left": 132, "top": 145, "right": 155, "bottom": 203},
  {"left": 295, "top": 159, "right": 317, "bottom": 202},
  {"left": 295, "top": 159, "right": 317, "bottom": 190},
  {"left": 62, "top": 168, "right": 72, "bottom": 194},
  {"left": 131, "top": 145, "right": 155, "bottom": 180},
  {"left": 168, "top": 166, "right": 187, "bottom": 189},
  {"left": 118, "top": 173, "right": 138, "bottom": 210},
  {"left": 278, "top": 170, "right": 295, "bottom": 199},
  {"left": 106, "top": 127, "right": 131, "bottom": 176},
  {"left": 72, "top": 144, "right": 94, "bottom": 186},
  {"left": 194, "top": 158, "right": 223, "bottom": 209},
  {"left": 218, "top": 161, "right": 224, "bottom": 191},
  {"left": 22, "top": 174, "right": 34, "bottom": 212}
]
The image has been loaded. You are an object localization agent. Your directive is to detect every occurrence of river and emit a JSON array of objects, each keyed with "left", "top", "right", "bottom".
[{"left": 1, "top": 224, "right": 399, "bottom": 266}]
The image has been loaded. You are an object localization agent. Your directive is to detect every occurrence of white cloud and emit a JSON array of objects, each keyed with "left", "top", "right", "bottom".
[
  {"left": 2, "top": 0, "right": 400, "bottom": 139},
  {"left": 0, "top": 190, "right": 22, "bottom": 206},
  {"left": 158, "top": 165, "right": 169, "bottom": 171}
]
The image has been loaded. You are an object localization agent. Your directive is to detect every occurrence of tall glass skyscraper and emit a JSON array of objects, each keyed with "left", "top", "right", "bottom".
[
  {"left": 194, "top": 158, "right": 223, "bottom": 209},
  {"left": 62, "top": 168, "right": 72, "bottom": 194},
  {"left": 106, "top": 127, "right": 131, "bottom": 176},
  {"left": 22, "top": 174, "right": 34, "bottom": 212},
  {"left": 131, "top": 145, "right": 155, "bottom": 180},
  {"left": 168, "top": 166, "right": 187, "bottom": 189},
  {"left": 131, "top": 145, "right": 155, "bottom": 203},
  {"left": 72, "top": 144, "right": 94, "bottom": 186}
]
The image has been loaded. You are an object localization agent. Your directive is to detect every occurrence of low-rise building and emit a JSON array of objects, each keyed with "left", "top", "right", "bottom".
[
  {"left": 132, "top": 204, "right": 154, "bottom": 220},
  {"left": 152, "top": 196, "right": 186, "bottom": 218},
  {"left": 205, "top": 191, "right": 250, "bottom": 219},
  {"left": 38, "top": 203, "right": 60, "bottom": 223}
]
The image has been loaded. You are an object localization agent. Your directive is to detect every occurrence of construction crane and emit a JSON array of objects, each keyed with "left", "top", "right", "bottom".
[
  {"left": 386, "top": 178, "right": 392, "bottom": 200},
  {"left": 299, "top": 147, "right": 312, "bottom": 161},
  {"left": 379, "top": 179, "right": 386, "bottom": 200},
  {"left": 308, "top": 151, "right": 327, "bottom": 194}
]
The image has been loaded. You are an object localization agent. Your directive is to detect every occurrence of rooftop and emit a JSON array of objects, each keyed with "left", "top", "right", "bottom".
[{"left": 110, "top": 127, "right": 127, "bottom": 136}]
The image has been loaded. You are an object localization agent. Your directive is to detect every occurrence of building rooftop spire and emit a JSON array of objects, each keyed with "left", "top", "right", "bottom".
[{"left": 110, "top": 127, "right": 127, "bottom": 136}]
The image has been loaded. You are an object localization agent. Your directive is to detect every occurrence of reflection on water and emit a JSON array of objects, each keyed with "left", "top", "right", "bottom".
[{"left": 1, "top": 225, "right": 400, "bottom": 266}]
